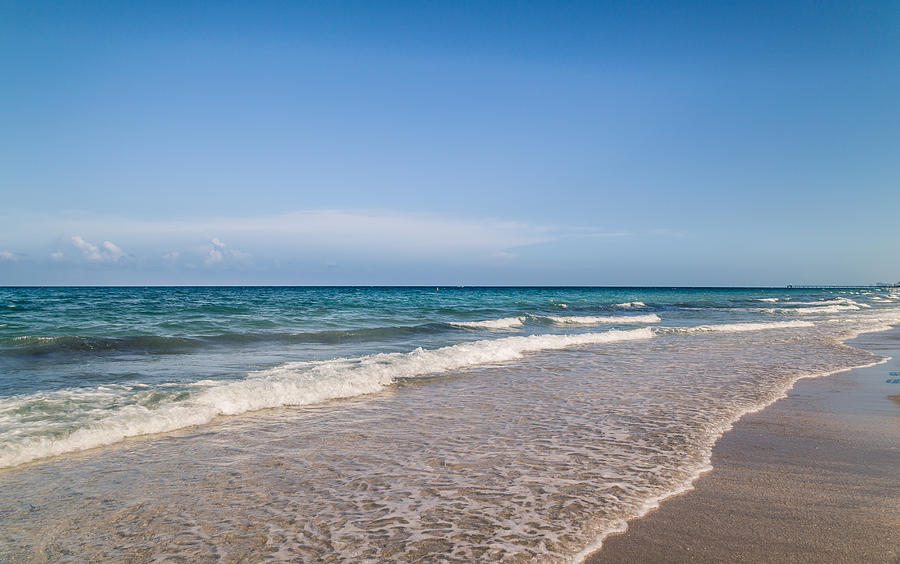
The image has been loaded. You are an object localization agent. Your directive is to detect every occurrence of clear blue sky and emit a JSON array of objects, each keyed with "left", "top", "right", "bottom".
[{"left": 1, "top": 1, "right": 898, "bottom": 285}]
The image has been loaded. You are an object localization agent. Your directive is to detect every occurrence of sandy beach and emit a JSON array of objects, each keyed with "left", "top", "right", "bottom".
[{"left": 587, "top": 326, "right": 900, "bottom": 563}]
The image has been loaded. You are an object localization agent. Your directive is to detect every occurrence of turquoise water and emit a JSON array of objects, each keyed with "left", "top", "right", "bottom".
[{"left": 1, "top": 286, "right": 899, "bottom": 561}]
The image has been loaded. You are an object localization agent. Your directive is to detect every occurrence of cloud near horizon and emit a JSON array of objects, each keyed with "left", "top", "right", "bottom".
[
  {"left": 70, "top": 236, "right": 127, "bottom": 263},
  {"left": 203, "top": 238, "right": 252, "bottom": 267},
  {"left": 1, "top": 209, "right": 588, "bottom": 262},
  {"left": 0, "top": 209, "right": 654, "bottom": 284}
]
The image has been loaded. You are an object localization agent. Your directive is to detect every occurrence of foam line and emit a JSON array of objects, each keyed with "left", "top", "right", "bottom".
[
  {"left": 0, "top": 327, "right": 654, "bottom": 469},
  {"left": 545, "top": 314, "right": 661, "bottom": 325},
  {"left": 448, "top": 317, "right": 525, "bottom": 329}
]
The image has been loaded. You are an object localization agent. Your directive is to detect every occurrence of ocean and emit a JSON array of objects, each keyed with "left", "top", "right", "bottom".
[{"left": 1, "top": 286, "right": 898, "bottom": 562}]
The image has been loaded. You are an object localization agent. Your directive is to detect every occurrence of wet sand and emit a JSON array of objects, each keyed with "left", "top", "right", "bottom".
[{"left": 586, "top": 327, "right": 900, "bottom": 563}]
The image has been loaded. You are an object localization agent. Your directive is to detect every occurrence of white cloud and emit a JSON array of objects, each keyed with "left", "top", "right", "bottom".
[
  {"left": 204, "top": 248, "right": 224, "bottom": 266},
  {"left": 71, "top": 236, "right": 100, "bottom": 260},
  {"left": 71, "top": 235, "right": 127, "bottom": 263},
  {"left": 30, "top": 210, "right": 556, "bottom": 258},
  {"left": 204, "top": 238, "right": 251, "bottom": 267},
  {"left": 101, "top": 240, "right": 125, "bottom": 260},
  {"left": 50, "top": 251, "right": 64, "bottom": 260},
  {"left": 102, "top": 241, "right": 125, "bottom": 260},
  {"left": 2, "top": 209, "right": 625, "bottom": 269},
  {"left": 0, "top": 250, "right": 16, "bottom": 261}
]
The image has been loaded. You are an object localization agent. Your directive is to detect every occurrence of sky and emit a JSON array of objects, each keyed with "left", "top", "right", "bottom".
[{"left": 1, "top": 1, "right": 898, "bottom": 286}]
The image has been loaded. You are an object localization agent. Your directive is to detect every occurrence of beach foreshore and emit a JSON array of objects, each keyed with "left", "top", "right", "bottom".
[{"left": 585, "top": 326, "right": 900, "bottom": 563}]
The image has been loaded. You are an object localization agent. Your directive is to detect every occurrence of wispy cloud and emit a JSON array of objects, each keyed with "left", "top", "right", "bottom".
[
  {"left": 204, "top": 238, "right": 251, "bottom": 267},
  {"left": 204, "top": 248, "right": 223, "bottom": 266},
  {"left": 71, "top": 236, "right": 127, "bottom": 263},
  {"left": 39, "top": 210, "right": 562, "bottom": 257},
  {"left": 0, "top": 209, "right": 630, "bottom": 272},
  {"left": 0, "top": 250, "right": 17, "bottom": 261}
]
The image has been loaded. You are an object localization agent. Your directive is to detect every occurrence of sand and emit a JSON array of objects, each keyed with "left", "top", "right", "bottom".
[{"left": 586, "top": 327, "right": 900, "bottom": 563}]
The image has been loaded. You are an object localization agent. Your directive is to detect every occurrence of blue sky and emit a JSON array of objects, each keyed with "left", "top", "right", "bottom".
[{"left": 1, "top": 1, "right": 898, "bottom": 285}]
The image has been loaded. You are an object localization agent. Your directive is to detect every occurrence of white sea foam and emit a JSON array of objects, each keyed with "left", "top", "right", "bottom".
[
  {"left": 448, "top": 317, "right": 525, "bottom": 329},
  {"left": 789, "top": 297, "right": 862, "bottom": 307},
  {"left": 821, "top": 310, "right": 900, "bottom": 339},
  {"left": 545, "top": 314, "right": 661, "bottom": 325},
  {"left": 573, "top": 305, "right": 900, "bottom": 562},
  {"left": 12, "top": 335, "right": 58, "bottom": 344},
  {"left": 573, "top": 355, "right": 888, "bottom": 563},
  {"left": 782, "top": 304, "right": 860, "bottom": 314},
  {"left": 756, "top": 298, "right": 780, "bottom": 302},
  {"left": 615, "top": 301, "right": 646, "bottom": 308},
  {"left": 668, "top": 320, "right": 816, "bottom": 333},
  {"left": 0, "top": 327, "right": 654, "bottom": 469}
]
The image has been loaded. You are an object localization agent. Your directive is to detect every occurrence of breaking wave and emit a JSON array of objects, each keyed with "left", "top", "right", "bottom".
[
  {"left": 544, "top": 314, "right": 661, "bottom": 325},
  {"left": 448, "top": 317, "right": 525, "bottom": 329},
  {"left": 0, "top": 327, "right": 654, "bottom": 469},
  {"left": 774, "top": 304, "right": 860, "bottom": 315},
  {"left": 658, "top": 320, "right": 816, "bottom": 334}
]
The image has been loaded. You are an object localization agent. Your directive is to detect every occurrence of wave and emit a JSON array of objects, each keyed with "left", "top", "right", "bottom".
[
  {"left": 756, "top": 298, "right": 780, "bottom": 302},
  {"left": 773, "top": 304, "right": 860, "bottom": 315},
  {"left": 447, "top": 317, "right": 525, "bottom": 329},
  {"left": 821, "top": 309, "right": 900, "bottom": 338},
  {"left": 792, "top": 304, "right": 860, "bottom": 314},
  {"left": 6, "top": 335, "right": 204, "bottom": 355},
  {"left": 787, "top": 297, "right": 865, "bottom": 307},
  {"left": 0, "top": 327, "right": 654, "bottom": 469},
  {"left": 1, "top": 325, "right": 451, "bottom": 356},
  {"left": 615, "top": 301, "right": 646, "bottom": 308},
  {"left": 658, "top": 320, "right": 816, "bottom": 334},
  {"left": 448, "top": 313, "right": 663, "bottom": 328},
  {"left": 544, "top": 314, "right": 661, "bottom": 325}
]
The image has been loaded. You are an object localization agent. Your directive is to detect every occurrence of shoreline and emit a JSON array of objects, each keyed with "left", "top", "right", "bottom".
[{"left": 584, "top": 325, "right": 900, "bottom": 563}]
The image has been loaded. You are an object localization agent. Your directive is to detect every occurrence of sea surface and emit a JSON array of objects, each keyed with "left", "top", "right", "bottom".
[{"left": 1, "top": 286, "right": 899, "bottom": 562}]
